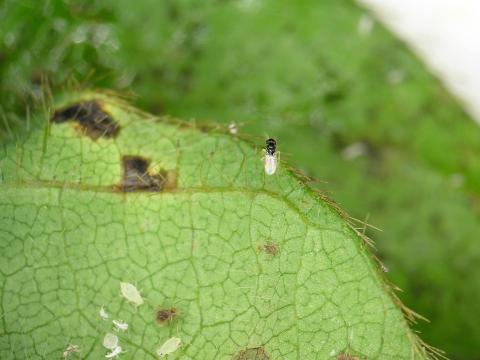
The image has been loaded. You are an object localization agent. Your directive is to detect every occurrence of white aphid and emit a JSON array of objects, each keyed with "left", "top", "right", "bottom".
[
  {"left": 387, "top": 69, "right": 405, "bottom": 85},
  {"left": 120, "top": 282, "right": 144, "bottom": 306},
  {"left": 341, "top": 142, "right": 368, "bottom": 160},
  {"left": 112, "top": 319, "right": 129, "bottom": 331},
  {"left": 63, "top": 344, "right": 80, "bottom": 358},
  {"left": 100, "top": 306, "right": 109, "bottom": 320},
  {"left": 357, "top": 14, "right": 374, "bottom": 36},
  {"left": 264, "top": 138, "right": 278, "bottom": 175},
  {"left": 156, "top": 337, "right": 182, "bottom": 357},
  {"left": 103, "top": 333, "right": 119, "bottom": 350},
  {"left": 105, "top": 346, "right": 123, "bottom": 359},
  {"left": 228, "top": 122, "right": 238, "bottom": 135}
]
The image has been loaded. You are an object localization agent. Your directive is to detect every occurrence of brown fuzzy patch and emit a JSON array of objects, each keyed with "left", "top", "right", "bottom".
[
  {"left": 337, "top": 353, "right": 361, "bottom": 360},
  {"left": 232, "top": 347, "right": 270, "bottom": 360},
  {"left": 258, "top": 242, "right": 279, "bottom": 257}
]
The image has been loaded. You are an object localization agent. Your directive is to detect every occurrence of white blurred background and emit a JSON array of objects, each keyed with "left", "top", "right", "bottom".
[{"left": 359, "top": 0, "right": 480, "bottom": 124}]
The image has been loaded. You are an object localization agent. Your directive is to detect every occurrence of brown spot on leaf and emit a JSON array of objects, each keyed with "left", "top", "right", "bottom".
[
  {"left": 156, "top": 308, "right": 177, "bottom": 325},
  {"left": 258, "top": 242, "right": 279, "bottom": 256},
  {"left": 120, "top": 156, "right": 176, "bottom": 192},
  {"left": 51, "top": 101, "right": 120, "bottom": 139},
  {"left": 232, "top": 347, "right": 270, "bottom": 360},
  {"left": 337, "top": 353, "right": 361, "bottom": 360}
]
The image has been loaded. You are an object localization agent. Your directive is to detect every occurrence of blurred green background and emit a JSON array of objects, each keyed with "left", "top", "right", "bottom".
[{"left": 1, "top": 1, "right": 479, "bottom": 359}]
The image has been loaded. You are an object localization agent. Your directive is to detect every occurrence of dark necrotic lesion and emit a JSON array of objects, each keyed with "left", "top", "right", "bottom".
[
  {"left": 51, "top": 100, "right": 120, "bottom": 139},
  {"left": 121, "top": 156, "right": 172, "bottom": 192}
]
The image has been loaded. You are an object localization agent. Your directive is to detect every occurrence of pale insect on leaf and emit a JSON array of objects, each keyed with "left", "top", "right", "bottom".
[
  {"left": 105, "top": 346, "right": 123, "bottom": 359},
  {"left": 120, "top": 282, "right": 144, "bottom": 306},
  {"left": 99, "top": 305, "right": 109, "bottom": 320},
  {"left": 63, "top": 344, "right": 80, "bottom": 358},
  {"left": 156, "top": 337, "right": 182, "bottom": 357},
  {"left": 264, "top": 154, "right": 278, "bottom": 175},
  {"left": 112, "top": 319, "right": 129, "bottom": 331},
  {"left": 103, "top": 333, "right": 119, "bottom": 350}
]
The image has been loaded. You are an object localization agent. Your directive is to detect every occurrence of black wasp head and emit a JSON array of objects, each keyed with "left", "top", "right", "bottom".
[{"left": 265, "top": 138, "right": 276, "bottom": 156}]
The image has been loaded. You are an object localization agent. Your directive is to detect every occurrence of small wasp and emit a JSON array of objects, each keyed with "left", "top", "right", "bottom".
[{"left": 264, "top": 138, "right": 278, "bottom": 175}]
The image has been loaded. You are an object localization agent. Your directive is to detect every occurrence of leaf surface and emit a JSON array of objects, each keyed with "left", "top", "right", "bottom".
[{"left": 0, "top": 94, "right": 428, "bottom": 359}]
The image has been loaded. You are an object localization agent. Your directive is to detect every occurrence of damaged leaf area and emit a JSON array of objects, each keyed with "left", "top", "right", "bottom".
[
  {"left": 120, "top": 156, "right": 176, "bottom": 192},
  {"left": 51, "top": 100, "right": 120, "bottom": 140},
  {"left": 0, "top": 93, "right": 434, "bottom": 359}
]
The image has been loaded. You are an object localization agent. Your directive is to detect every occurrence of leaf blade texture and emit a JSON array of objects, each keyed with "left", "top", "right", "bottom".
[{"left": 0, "top": 93, "right": 432, "bottom": 359}]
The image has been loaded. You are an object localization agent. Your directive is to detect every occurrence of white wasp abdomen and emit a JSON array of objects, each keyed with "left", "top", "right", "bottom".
[{"left": 264, "top": 154, "right": 278, "bottom": 175}]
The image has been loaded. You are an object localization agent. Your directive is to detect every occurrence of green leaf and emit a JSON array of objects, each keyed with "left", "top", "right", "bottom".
[
  {"left": 0, "top": 93, "right": 435, "bottom": 359},
  {"left": 1, "top": 1, "right": 478, "bottom": 356}
]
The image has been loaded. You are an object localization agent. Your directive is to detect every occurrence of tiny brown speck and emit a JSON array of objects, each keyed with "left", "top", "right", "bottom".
[
  {"left": 337, "top": 354, "right": 361, "bottom": 360},
  {"left": 259, "top": 242, "right": 279, "bottom": 256},
  {"left": 232, "top": 347, "right": 270, "bottom": 360}
]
